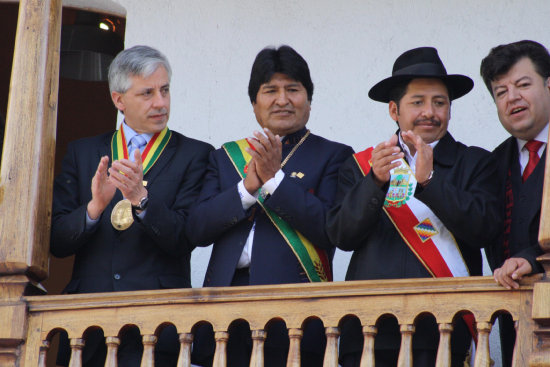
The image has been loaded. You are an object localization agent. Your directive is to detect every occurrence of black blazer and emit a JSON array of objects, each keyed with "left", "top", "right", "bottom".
[
  {"left": 326, "top": 132, "right": 501, "bottom": 353},
  {"left": 186, "top": 128, "right": 353, "bottom": 287},
  {"left": 50, "top": 130, "right": 213, "bottom": 293},
  {"left": 485, "top": 136, "right": 545, "bottom": 272}
]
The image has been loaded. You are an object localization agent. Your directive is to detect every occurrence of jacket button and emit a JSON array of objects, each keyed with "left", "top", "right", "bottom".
[
  {"left": 370, "top": 198, "right": 379, "bottom": 205},
  {"left": 114, "top": 273, "right": 121, "bottom": 280}
]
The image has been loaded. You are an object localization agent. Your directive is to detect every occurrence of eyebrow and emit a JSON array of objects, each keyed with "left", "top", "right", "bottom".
[
  {"left": 493, "top": 76, "right": 531, "bottom": 91},
  {"left": 262, "top": 82, "right": 302, "bottom": 89}
]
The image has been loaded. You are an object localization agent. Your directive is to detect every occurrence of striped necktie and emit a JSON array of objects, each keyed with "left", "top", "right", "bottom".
[{"left": 129, "top": 134, "right": 147, "bottom": 161}]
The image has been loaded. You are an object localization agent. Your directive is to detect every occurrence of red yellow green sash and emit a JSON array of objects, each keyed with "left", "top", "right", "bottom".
[
  {"left": 223, "top": 139, "right": 331, "bottom": 282},
  {"left": 111, "top": 125, "right": 172, "bottom": 175}
]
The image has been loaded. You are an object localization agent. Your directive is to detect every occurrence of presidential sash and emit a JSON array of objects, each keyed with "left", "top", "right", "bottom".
[
  {"left": 223, "top": 139, "right": 331, "bottom": 282},
  {"left": 354, "top": 147, "right": 469, "bottom": 277},
  {"left": 354, "top": 147, "right": 477, "bottom": 340},
  {"left": 111, "top": 125, "right": 172, "bottom": 175}
]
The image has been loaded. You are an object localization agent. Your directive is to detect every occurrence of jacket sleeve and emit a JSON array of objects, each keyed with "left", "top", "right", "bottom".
[
  {"left": 186, "top": 150, "right": 251, "bottom": 247},
  {"left": 136, "top": 140, "right": 214, "bottom": 256},
  {"left": 50, "top": 141, "right": 99, "bottom": 258},
  {"left": 326, "top": 156, "right": 388, "bottom": 251},
  {"left": 415, "top": 147, "right": 502, "bottom": 248},
  {"left": 264, "top": 144, "right": 354, "bottom": 250}
]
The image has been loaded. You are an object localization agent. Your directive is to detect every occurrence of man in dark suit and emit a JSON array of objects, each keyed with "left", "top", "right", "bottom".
[
  {"left": 188, "top": 45, "right": 353, "bottom": 366},
  {"left": 51, "top": 45, "right": 213, "bottom": 366},
  {"left": 326, "top": 47, "right": 501, "bottom": 367},
  {"left": 480, "top": 40, "right": 550, "bottom": 367}
]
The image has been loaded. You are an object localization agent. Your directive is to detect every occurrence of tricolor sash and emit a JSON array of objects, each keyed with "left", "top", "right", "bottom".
[
  {"left": 223, "top": 139, "right": 331, "bottom": 282},
  {"left": 355, "top": 148, "right": 477, "bottom": 340},
  {"left": 111, "top": 125, "right": 172, "bottom": 175}
]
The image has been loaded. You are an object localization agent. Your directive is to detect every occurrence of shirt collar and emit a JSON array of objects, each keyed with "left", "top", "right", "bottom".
[
  {"left": 281, "top": 127, "right": 308, "bottom": 145},
  {"left": 122, "top": 121, "right": 154, "bottom": 147},
  {"left": 516, "top": 122, "right": 549, "bottom": 152}
]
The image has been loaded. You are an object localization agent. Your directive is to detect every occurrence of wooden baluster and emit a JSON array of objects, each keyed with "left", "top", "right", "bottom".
[
  {"left": 105, "top": 336, "right": 120, "bottom": 367},
  {"left": 323, "top": 327, "right": 340, "bottom": 367},
  {"left": 213, "top": 331, "right": 229, "bottom": 367},
  {"left": 473, "top": 322, "right": 491, "bottom": 367},
  {"left": 141, "top": 335, "right": 157, "bottom": 367},
  {"left": 287, "top": 328, "right": 303, "bottom": 367},
  {"left": 68, "top": 338, "right": 85, "bottom": 367},
  {"left": 177, "top": 333, "right": 193, "bottom": 367},
  {"left": 37, "top": 340, "right": 49, "bottom": 367},
  {"left": 435, "top": 323, "right": 453, "bottom": 367},
  {"left": 512, "top": 320, "right": 518, "bottom": 367},
  {"left": 360, "top": 325, "right": 377, "bottom": 367},
  {"left": 250, "top": 329, "right": 266, "bottom": 367},
  {"left": 397, "top": 324, "right": 414, "bottom": 367}
]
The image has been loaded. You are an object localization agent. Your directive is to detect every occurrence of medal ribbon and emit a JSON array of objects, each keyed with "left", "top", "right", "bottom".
[
  {"left": 353, "top": 147, "right": 477, "bottom": 341},
  {"left": 223, "top": 139, "right": 331, "bottom": 282},
  {"left": 111, "top": 125, "right": 172, "bottom": 175}
]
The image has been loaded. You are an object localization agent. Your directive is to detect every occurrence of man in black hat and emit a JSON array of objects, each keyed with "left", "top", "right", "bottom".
[{"left": 326, "top": 47, "right": 501, "bottom": 366}]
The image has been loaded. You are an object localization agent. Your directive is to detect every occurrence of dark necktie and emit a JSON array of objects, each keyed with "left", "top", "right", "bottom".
[{"left": 522, "top": 140, "right": 543, "bottom": 182}]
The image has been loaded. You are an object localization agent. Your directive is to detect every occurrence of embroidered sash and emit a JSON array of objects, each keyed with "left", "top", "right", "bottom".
[
  {"left": 354, "top": 147, "right": 477, "bottom": 340},
  {"left": 223, "top": 139, "right": 331, "bottom": 282},
  {"left": 111, "top": 125, "right": 172, "bottom": 175}
]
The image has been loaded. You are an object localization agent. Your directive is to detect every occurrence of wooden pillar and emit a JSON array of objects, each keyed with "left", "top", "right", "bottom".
[
  {"left": 0, "top": 1, "right": 62, "bottom": 365},
  {"left": 177, "top": 333, "right": 193, "bottom": 367},
  {"left": 250, "top": 329, "right": 266, "bottom": 367},
  {"left": 397, "top": 324, "right": 414, "bottom": 367},
  {"left": 105, "top": 336, "right": 120, "bottom": 367},
  {"left": 530, "top": 130, "right": 550, "bottom": 365},
  {"left": 141, "top": 335, "right": 157, "bottom": 367},
  {"left": 213, "top": 331, "right": 228, "bottom": 367},
  {"left": 323, "top": 327, "right": 339, "bottom": 367},
  {"left": 68, "top": 338, "right": 85, "bottom": 367},
  {"left": 360, "top": 325, "right": 377, "bottom": 367},
  {"left": 435, "top": 323, "right": 453, "bottom": 367},
  {"left": 37, "top": 340, "right": 50, "bottom": 367},
  {"left": 473, "top": 322, "right": 491, "bottom": 367},
  {"left": 287, "top": 328, "right": 302, "bottom": 367}
]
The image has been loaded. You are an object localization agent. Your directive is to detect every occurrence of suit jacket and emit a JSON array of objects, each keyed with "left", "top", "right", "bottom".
[
  {"left": 485, "top": 136, "right": 545, "bottom": 273},
  {"left": 326, "top": 132, "right": 501, "bottom": 352},
  {"left": 51, "top": 130, "right": 213, "bottom": 293},
  {"left": 187, "top": 128, "right": 353, "bottom": 287}
]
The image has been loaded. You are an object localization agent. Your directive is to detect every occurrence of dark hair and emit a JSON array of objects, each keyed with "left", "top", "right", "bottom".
[
  {"left": 248, "top": 45, "right": 314, "bottom": 104},
  {"left": 388, "top": 78, "right": 451, "bottom": 111},
  {"left": 480, "top": 40, "right": 550, "bottom": 95}
]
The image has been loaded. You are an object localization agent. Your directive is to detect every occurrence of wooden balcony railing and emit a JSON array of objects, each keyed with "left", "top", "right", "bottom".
[{"left": 21, "top": 275, "right": 543, "bottom": 367}]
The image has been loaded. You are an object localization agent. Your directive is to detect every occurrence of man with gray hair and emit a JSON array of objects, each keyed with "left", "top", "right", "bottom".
[{"left": 51, "top": 45, "right": 213, "bottom": 366}]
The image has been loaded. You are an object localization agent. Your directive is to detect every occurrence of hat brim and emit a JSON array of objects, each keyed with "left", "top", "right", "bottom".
[{"left": 368, "top": 74, "right": 474, "bottom": 103}]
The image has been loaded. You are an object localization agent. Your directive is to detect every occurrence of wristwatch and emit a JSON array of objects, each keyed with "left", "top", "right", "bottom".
[{"left": 132, "top": 196, "right": 149, "bottom": 211}]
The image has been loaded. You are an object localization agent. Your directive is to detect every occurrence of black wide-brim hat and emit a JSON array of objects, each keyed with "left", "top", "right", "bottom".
[{"left": 368, "top": 47, "right": 473, "bottom": 103}]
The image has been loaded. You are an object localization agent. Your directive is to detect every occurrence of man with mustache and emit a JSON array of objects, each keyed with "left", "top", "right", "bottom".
[
  {"left": 51, "top": 45, "right": 213, "bottom": 366},
  {"left": 188, "top": 45, "right": 353, "bottom": 367},
  {"left": 326, "top": 47, "right": 500, "bottom": 366},
  {"left": 480, "top": 40, "right": 550, "bottom": 367}
]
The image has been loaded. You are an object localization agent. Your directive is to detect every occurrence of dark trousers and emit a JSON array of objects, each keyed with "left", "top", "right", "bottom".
[{"left": 191, "top": 268, "right": 325, "bottom": 367}]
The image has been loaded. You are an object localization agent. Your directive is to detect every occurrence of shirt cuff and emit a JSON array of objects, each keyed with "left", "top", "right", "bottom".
[
  {"left": 85, "top": 211, "right": 100, "bottom": 230},
  {"left": 262, "top": 169, "right": 285, "bottom": 196},
  {"left": 238, "top": 180, "right": 258, "bottom": 210}
]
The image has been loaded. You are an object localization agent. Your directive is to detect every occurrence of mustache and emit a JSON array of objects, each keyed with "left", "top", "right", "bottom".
[
  {"left": 149, "top": 108, "right": 168, "bottom": 115},
  {"left": 413, "top": 118, "right": 441, "bottom": 126}
]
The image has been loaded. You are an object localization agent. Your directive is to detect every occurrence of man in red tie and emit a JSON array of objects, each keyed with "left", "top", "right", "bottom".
[{"left": 481, "top": 40, "right": 550, "bottom": 367}]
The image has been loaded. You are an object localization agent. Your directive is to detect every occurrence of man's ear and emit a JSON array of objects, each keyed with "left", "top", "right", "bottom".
[
  {"left": 389, "top": 101, "right": 399, "bottom": 122},
  {"left": 111, "top": 91, "right": 125, "bottom": 112}
]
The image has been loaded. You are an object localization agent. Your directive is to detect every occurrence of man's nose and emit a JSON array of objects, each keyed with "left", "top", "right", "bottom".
[
  {"left": 152, "top": 91, "right": 167, "bottom": 108},
  {"left": 421, "top": 104, "right": 435, "bottom": 118},
  {"left": 507, "top": 86, "right": 521, "bottom": 102},
  {"left": 275, "top": 90, "right": 289, "bottom": 105}
]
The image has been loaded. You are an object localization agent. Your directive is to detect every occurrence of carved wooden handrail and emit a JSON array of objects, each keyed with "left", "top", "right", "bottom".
[{"left": 22, "top": 275, "right": 541, "bottom": 366}]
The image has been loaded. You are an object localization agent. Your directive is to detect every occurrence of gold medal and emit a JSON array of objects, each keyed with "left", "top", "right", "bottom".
[{"left": 111, "top": 199, "right": 133, "bottom": 230}]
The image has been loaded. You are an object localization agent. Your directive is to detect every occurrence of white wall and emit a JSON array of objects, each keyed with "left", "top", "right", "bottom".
[{"left": 111, "top": 0, "right": 550, "bottom": 288}]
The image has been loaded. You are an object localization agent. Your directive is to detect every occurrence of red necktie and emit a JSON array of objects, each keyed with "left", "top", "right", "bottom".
[{"left": 522, "top": 140, "right": 544, "bottom": 182}]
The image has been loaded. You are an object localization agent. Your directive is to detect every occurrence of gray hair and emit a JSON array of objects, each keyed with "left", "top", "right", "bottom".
[{"left": 108, "top": 45, "right": 172, "bottom": 93}]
